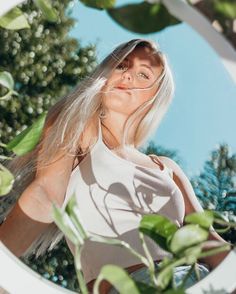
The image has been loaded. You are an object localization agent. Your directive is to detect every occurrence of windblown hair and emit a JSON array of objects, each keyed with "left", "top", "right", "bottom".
[{"left": 1, "top": 38, "right": 175, "bottom": 258}]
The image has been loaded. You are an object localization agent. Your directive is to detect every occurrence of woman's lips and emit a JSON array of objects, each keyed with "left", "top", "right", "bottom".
[{"left": 113, "top": 86, "right": 131, "bottom": 94}]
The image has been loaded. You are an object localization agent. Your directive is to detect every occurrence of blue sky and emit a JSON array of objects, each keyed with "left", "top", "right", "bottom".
[{"left": 68, "top": 0, "right": 236, "bottom": 177}]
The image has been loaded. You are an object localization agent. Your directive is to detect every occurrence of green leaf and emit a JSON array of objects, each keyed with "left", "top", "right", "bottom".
[
  {"left": 184, "top": 210, "right": 214, "bottom": 229},
  {"left": 0, "top": 7, "right": 30, "bottom": 30},
  {"left": 212, "top": 211, "right": 229, "bottom": 222},
  {"left": 214, "top": 1, "right": 236, "bottom": 19},
  {"left": 139, "top": 214, "right": 178, "bottom": 251},
  {"left": 94, "top": 265, "right": 140, "bottom": 294},
  {"left": 0, "top": 164, "right": 14, "bottom": 196},
  {"left": 183, "top": 245, "right": 202, "bottom": 264},
  {"left": 107, "top": 2, "right": 180, "bottom": 34},
  {"left": 6, "top": 112, "right": 47, "bottom": 156},
  {"left": 65, "top": 193, "right": 88, "bottom": 241},
  {"left": 169, "top": 224, "right": 208, "bottom": 255},
  {"left": 79, "top": 0, "right": 116, "bottom": 10},
  {"left": 52, "top": 203, "right": 80, "bottom": 245},
  {"left": 0, "top": 71, "right": 14, "bottom": 90},
  {"left": 34, "top": 0, "right": 59, "bottom": 22},
  {"left": 156, "top": 263, "right": 173, "bottom": 290}
]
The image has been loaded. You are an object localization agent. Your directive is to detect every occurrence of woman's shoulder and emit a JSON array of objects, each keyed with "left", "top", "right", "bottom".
[
  {"left": 148, "top": 154, "right": 184, "bottom": 178},
  {"left": 157, "top": 156, "right": 179, "bottom": 170}
]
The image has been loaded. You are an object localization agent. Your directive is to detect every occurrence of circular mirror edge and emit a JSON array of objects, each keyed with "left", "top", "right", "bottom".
[{"left": 0, "top": 242, "right": 76, "bottom": 294}]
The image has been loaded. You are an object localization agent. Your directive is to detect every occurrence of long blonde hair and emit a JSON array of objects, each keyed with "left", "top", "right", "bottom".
[{"left": 2, "top": 38, "right": 175, "bottom": 258}]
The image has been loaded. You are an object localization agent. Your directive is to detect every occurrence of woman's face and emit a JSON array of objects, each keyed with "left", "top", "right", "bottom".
[{"left": 101, "top": 46, "right": 163, "bottom": 116}]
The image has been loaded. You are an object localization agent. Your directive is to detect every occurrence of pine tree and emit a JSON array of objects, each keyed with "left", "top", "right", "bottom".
[
  {"left": 191, "top": 143, "right": 236, "bottom": 213},
  {"left": 190, "top": 144, "right": 236, "bottom": 243}
]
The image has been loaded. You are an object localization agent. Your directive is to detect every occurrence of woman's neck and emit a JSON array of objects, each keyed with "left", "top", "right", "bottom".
[{"left": 100, "top": 112, "right": 136, "bottom": 149}]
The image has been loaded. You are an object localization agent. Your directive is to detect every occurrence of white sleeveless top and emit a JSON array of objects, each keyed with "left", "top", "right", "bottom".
[{"left": 62, "top": 118, "right": 185, "bottom": 284}]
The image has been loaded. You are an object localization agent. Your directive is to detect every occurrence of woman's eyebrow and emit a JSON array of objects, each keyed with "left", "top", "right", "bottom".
[
  {"left": 123, "top": 57, "right": 154, "bottom": 75},
  {"left": 140, "top": 64, "right": 154, "bottom": 74}
]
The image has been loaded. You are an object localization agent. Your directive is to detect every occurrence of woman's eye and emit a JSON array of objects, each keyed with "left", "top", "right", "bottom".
[{"left": 139, "top": 72, "right": 150, "bottom": 79}]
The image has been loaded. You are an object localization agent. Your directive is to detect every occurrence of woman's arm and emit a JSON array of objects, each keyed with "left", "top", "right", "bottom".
[
  {"left": 0, "top": 149, "right": 76, "bottom": 257},
  {"left": 159, "top": 156, "right": 230, "bottom": 270},
  {"left": 0, "top": 184, "right": 53, "bottom": 257}
]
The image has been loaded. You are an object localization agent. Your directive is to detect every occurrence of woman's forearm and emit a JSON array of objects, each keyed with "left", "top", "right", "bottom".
[{"left": 0, "top": 184, "right": 53, "bottom": 257}]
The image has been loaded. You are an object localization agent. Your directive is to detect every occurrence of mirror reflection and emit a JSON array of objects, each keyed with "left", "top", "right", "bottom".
[{"left": 0, "top": 1, "right": 235, "bottom": 294}]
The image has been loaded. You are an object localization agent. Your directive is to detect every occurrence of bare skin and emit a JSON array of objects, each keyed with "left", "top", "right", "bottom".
[{"left": 101, "top": 45, "right": 163, "bottom": 147}]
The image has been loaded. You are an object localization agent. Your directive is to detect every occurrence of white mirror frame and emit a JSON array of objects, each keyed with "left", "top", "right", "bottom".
[
  {"left": 1, "top": 0, "right": 236, "bottom": 293},
  {"left": 1, "top": 243, "right": 236, "bottom": 293}
]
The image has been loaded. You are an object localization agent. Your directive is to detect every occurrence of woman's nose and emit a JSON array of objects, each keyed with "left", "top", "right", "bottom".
[{"left": 122, "top": 69, "right": 133, "bottom": 82}]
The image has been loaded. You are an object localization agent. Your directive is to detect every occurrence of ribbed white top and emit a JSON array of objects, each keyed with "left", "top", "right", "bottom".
[{"left": 62, "top": 118, "right": 185, "bottom": 284}]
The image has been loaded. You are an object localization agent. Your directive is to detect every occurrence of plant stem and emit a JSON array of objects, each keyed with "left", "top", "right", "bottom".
[
  {"left": 199, "top": 244, "right": 231, "bottom": 259},
  {"left": 74, "top": 245, "right": 88, "bottom": 294},
  {"left": 0, "top": 155, "right": 13, "bottom": 160},
  {"left": 214, "top": 218, "right": 236, "bottom": 227},
  {"left": 0, "top": 90, "right": 12, "bottom": 100},
  {"left": 178, "top": 263, "right": 195, "bottom": 289},
  {"left": 0, "top": 142, "right": 7, "bottom": 148},
  {"left": 194, "top": 262, "right": 200, "bottom": 281},
  {"left": 139, "top": 231, "right": 158, "bottom": 287}
]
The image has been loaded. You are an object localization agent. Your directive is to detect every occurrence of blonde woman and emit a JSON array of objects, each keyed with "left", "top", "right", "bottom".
[{"left": 0, "top": 39, "right": 228, "bottom": 293}]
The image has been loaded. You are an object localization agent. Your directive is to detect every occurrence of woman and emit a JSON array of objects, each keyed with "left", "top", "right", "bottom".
[{"left": 0, "top": 39, "right": 229, "bottom": 293}]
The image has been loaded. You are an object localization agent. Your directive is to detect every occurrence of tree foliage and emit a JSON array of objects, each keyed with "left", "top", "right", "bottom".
[
  {"left": 191, "top": 143, "right": 236, "bottom": 212},
  {"left": 191, "top": 0, "right": 236, "bottom": 49},
  {"left": 0, "top": 0, "right": 97, "bottom": 155},
  {"left": 191, "top": 143, "right": 236, "bottom": 243}
]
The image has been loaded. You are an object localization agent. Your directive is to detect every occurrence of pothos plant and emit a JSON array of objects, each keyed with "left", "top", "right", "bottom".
[{"left": 52, "top": 194, "right": 234, "bottom": 294}]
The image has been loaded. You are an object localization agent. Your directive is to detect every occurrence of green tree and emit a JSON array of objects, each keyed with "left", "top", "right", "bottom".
[
  {"left": 191, "top": 143, "right": 236, "bottom": 213},
  {"left": 0, "top": 0, "right": 97, "bottom": 154},
  {"left": 190, "top": 144, "right": 236, "bottom": 244}
]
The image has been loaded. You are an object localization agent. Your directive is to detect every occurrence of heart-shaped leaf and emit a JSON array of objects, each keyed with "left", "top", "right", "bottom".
[
  {"left": 184, "top": 210, "right": 214, "bottom": 229},
  {"left": 0, "top": 7, "right": 30, "bottom": 30},
  {"left": 0, "top": 164, "right": 15, "bottom": 196},
  {"left": 107, "top": 2, "right": 180, "bottom": 34},
  {"left": 94, "top": 265, "right": 140, "bottom": 294},
  {"left": 183, "top": 245, "right": 202, "bottom": 264},
  {"left": 0, "top": 71, "right": 14, "bottom": 90},
  {"left": 52, "top": 203, "right": 80, "bottom": 245},
  {"left": 169, "top": 224, "right": 208, "bottom": 255},
  {"left": 156, "top": 262, "right": 174, "bottom": 290},
  {"left": 6, "top": 112, "right": 47, "bottom": 156},
  {"left": 34, "top": 0, "right": 58, "bottom": 22},
  {"left": 140, "top": 214, "right": 178, "bottom": 251}
]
